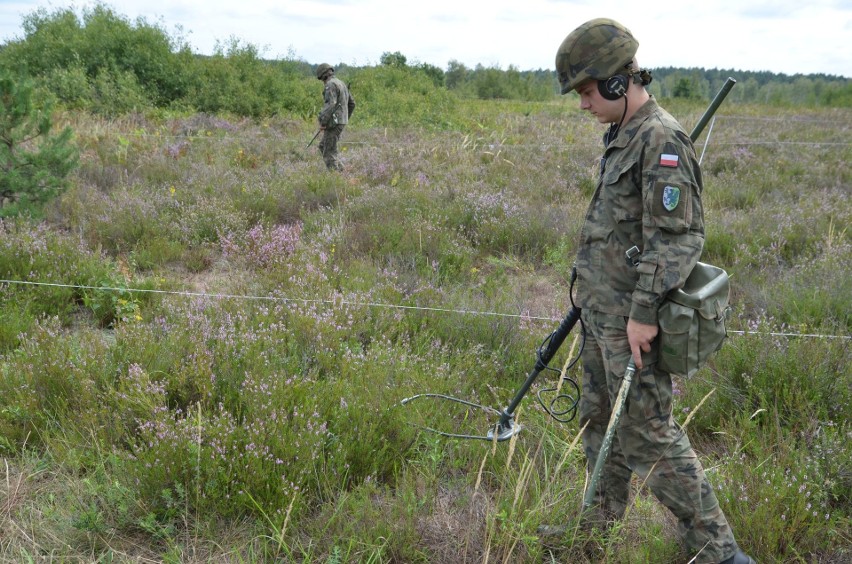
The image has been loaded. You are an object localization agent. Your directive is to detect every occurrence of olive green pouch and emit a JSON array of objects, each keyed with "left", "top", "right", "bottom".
[{"left": 657, "top": 262, "right": 731, "bottom": 377}]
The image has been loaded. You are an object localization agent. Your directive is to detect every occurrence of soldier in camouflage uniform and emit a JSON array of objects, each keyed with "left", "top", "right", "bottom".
[
  {"left": 549, "top": 18, "right": 755, "bottom": 564},
  {"left": 316, "top": 63, "right": 355, "bottom": 171}
]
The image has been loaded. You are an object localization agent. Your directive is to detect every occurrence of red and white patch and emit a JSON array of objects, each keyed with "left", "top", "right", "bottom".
[{"left": 660, "top": 153, "right": 679, "bottom": 167}]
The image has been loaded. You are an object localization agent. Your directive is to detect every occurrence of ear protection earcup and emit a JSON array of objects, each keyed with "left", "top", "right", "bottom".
[{"left": 598, "top": 74, "right": 628, "bottom": 100}]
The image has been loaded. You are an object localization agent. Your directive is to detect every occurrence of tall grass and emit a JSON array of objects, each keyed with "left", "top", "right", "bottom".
[{"left": 1, "top": 101, "right": 850, "bottom": 562}]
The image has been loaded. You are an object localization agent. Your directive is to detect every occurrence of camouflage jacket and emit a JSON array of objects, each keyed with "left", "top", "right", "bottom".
[
  {"left": 574, "top": 97, "right": 705, "bottom": 325},
  {"left": 318, "top": 77, "right": 354, "bottom": 127}
]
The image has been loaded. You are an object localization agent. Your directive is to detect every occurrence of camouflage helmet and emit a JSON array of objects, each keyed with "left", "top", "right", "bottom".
[
  {"left": 555, "top": 18, "right": 638, "bottom": 95},
  {"left": 316, "top": 63, "right": 333, "bottom": 80}
]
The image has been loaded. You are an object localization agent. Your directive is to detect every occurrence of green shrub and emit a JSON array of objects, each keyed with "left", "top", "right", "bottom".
[
  {"left": 0, "top": 71, "right": 78, "bottom": 216},
  {"left": 0, "top": 4, "right": 193, "bottom": 111},
  {"left": 0, "top": 215, "right": 159, "bottom": 350},
  {"left": 681, "top": 321, "right": 850, "bottom": 436},
  {"left": 0, "top": 318, "right": 115, "bottom": 451},
  {"left": 347, "top": 65, "right": 460, "bottom": 129},
  {"left": 39, "top": 62, "right": 92, "bottom": 109},
  {"left": 89, "top": 67, "right": 152, "bottom": 116}
]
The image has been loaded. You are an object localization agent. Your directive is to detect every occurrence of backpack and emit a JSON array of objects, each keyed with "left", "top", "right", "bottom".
[{"left": 657, "top": 262, "right": 731, "bottom": 377}]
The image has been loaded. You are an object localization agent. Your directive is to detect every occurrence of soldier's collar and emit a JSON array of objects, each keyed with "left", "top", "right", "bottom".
[{"left": 604, "top": 97, "right": 659, "bottom": 149}]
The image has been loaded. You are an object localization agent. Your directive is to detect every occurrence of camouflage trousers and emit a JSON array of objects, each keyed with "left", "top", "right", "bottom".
[
  {"left": 579, "top": 309, "right": 738, "bottom": 563},
  {"left": 318, "top": 124, "right": 346, "bottom": 171}
]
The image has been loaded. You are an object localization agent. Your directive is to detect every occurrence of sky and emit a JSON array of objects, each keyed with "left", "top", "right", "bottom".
[{"left": 0, "top": 0, "right": 850, "bottom": 77}]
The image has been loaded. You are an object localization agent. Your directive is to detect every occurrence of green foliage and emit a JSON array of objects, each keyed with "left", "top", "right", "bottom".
[
  {"left": 81, "top": 278, "right": 143, "bottom": 327},
  {"left": 445, "top": 59, "right": 470, "bottom": 90},
  {"left": 39, "top": 62, "right": 92, "bottom": 110},
  {"left": 270, "top": 60, "right": 318, "bottom": 120},
  {"left": 0, "top": 317, "right": 115, "bottom": 450},
  {"left": 446, "top": 61, "right": 556, "bottom": 102},
  {"left": 63, "top": 4, "right": 187, "bottom": 105},
  {"left": 819, "top": 80, "right": 852, "bottom": 106},
  {"left": 0, "top": 4, "right": 320, "bottom": 118},
  {"left": 90, "top": 67, "right": 152, "bottom": 115},
  {"left": 0, "top": 215, "right": 160, "bottom": 373},
  {"left": 706, "top": 417, "right": 849, "bottom": 557},
  {"left": 673, "top": 77, "right": 698, "bottom": 98},
  {"left": 0, "top": 217, "right": 124, "bottom": 350},
  {"left": 0, "top": 71, "right": 78, "bottom": 216},
  {"left": 415, "top": 62, "right": 445, "bottom": 88},
  {"left": 346, "top": 64, "right": 460, "bottom": 129},
  {"left": 186, "top": 39, "right": 313, "bottom": 118},
  {"left": 380, "top": 51, "right": 408, "bottom": 67},
  {"left": 684, "top": 325, "right": 850, "bottom": 433},
  {"left": 0, "top": 4, "right": 193, "bottom": 113},
  {"left": 650, "top": 67, "right": 851, "bottom": 108}
]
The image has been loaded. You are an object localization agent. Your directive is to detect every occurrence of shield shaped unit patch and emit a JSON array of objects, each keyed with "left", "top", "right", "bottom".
[{"left": 662, "top": 185, "right": 681, "bottom": 211}]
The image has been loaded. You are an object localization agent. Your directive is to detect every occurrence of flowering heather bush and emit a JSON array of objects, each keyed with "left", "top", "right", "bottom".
[
  {"left": 220, "top": 222, "right": 303, "bottom": 269},
  {"left": 680, "top": 310, "right": 851, "bottom": 439},
  {"left": 0, "top": 217, "right": 124, "bottom": 347},
  {"left": 100, "top": 290, "right": 519, "bottom": 524},
  {"left": 712, "top": 425, "right": 849, "bottom": 555},
  {"left": 0, "top": 317, "right": 115, "bottom": 449},
  {"left": 0, "top": 218, "right": 106, "bottom": 285},
  {"left": 171, "top": 113, "right": 240, "bottom": 136},
  {"left": 120, "top": 363, "right": 332, "bottom": 522}
]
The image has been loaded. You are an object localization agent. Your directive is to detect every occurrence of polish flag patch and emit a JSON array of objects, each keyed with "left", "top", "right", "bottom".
[{"left": 660, "top": 153, "right": 679, "bottom": 167}]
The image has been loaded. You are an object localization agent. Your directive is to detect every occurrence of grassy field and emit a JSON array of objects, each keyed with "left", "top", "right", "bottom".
[{"left": 1, "top": 98, "right": 850, "bottom": 563}]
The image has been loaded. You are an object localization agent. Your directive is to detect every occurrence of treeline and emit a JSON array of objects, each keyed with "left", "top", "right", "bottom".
[
  {"left": 648, "top": 67, "right": 851, "bottom": 107},
  {"left": 1, "top": 4, "right": 849, "bottom": 121}
]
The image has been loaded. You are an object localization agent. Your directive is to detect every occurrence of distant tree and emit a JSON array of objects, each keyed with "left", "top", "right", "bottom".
[
  {"left": 380, "top": 51, "right": 407, "bottom": 68},
  {"left": 473, "top": 65, "right": 509, "bottom": 99},
  {"left": 819, "top": 81, "right": 852, "bottom": 106},
  {"left": 0, "top": 71, "right": 78, "bottom": 216},
  {"left": 445, "top": 60, "right": 470, "bottom": 91},
  {"left": 416, "top": 62, "right": 445, "bottom": 87},
  {"left": 673, "top": 77, "right": 697, "bottom": 98}
]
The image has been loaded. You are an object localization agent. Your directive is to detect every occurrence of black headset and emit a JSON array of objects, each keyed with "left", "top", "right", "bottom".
[
  {"left": 597, "top": 74, "right": 629, "bottom": 100},
  {"left": 597, "top": 68, "right": 653, "bottom": 100}
]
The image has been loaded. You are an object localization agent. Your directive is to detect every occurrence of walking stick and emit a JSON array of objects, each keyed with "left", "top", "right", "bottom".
[{"left": 583, "top": 358, "right": 636, "bottom": 509}]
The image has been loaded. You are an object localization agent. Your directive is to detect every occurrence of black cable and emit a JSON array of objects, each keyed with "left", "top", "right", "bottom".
[{"left": 534, "top": 267, "right": 584, "bottom": 423}]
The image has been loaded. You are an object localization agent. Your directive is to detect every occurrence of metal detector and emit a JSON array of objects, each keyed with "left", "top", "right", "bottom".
[{"left": 401, "top": 306, "right": 584, "bottom": 441}]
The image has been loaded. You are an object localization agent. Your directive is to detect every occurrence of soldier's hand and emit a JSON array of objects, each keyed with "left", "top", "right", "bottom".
[{"left": 627, "top": 318, "right": 658, "bottom": 370}]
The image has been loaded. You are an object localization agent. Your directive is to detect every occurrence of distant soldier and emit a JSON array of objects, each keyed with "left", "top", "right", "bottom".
[
  {"left": 539, "top": 18, "right": 755, "bottom": 564},
  {"left": 315, "top": 63, "right": 355, "bottom": 171}
]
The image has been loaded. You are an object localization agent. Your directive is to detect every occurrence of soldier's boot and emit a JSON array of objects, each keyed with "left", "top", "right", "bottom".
[{"left": 719, "top": 549, "right": 756, "bottom": 564}]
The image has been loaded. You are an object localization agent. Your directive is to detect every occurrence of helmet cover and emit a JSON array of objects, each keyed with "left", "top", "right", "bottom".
[
  {"left": 316, "top": 63, "right": 333, "bottom": 79},
  {"left": 555, "top": 18, "right": 638, "bottom": 94}
]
